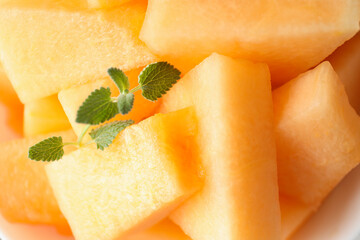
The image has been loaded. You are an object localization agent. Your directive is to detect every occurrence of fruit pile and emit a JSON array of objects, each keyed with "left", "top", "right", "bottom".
[{"left": 0, "top": 1, "right": 359, "bottom": 240}]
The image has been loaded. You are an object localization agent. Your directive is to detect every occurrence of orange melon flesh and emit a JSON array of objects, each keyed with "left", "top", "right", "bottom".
[
  {"left": 0, "top": 130, "right": 76, "bottom": 230},
  {"left": 58, "top": 68, "right": 159, "bottom": 138},
  {"left": 125, "top": 219, "right": 191, "bottom": 240},
  {"left": 273, "top": 61, "right": 360, "bottom": 205},
  {"left": 327, "top": 32, "right": 360, "bottom": 115},
  {"left": 162, "top": 53, "right": 281, "bottom": 240},
  {"left": 24, "top": 95, "right": 71, "bottom": 137},
  {"left": 280, "top": 196, "right": 316, "bottom": 240},
  {"left": 140, "top": 0, "right": 359, "bottom": 86},
  {"left": 0, "top": 63, "right": 23, "bottom": 139},
  {"left": 87, "top": 0, "right": 130, "bottom": 9},
  {"left": 46, "top": 108, "right": 201, "bottom": 240},
  {"left": 0, "top": 0, "right": 156, "bottom": 103}
]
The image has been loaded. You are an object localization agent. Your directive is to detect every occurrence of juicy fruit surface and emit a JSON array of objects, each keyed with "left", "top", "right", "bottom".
[
  {"left": 328, "top": 32, "right": 360, "bottom": 115},
  {"left": 280, "top": 196, "right": 316, "bottom": 240},
  {"left": 87, "top": 0, "right": 130, "bottom": 9},
  {"left": 0, "top": 63, "right": 23, "bottom": 139},
  {"left": 141, "top": 0, "right": 359, "bottom": 86},
  {"left": 162, "top": 53, "right": 281, "bottom": 240},
  {"left": 24, "top": 95, "right": 71, "bottom": 137},
  {"left": 124, "top": 219, "right": 191, "bottom": 240},
  {"left": 58, "top": 68, "right": 159, "bottom": 137},
  {"left": 274, "top": 61, "right": 360, "bottom": 205},
  {"left": 0, "top": 0, "right": 156, "bottom": 103},
  {"left": 0, "top": 130, "right": 76, "bottom": 228},
  {"left": 46, "top": 108, "right": 201, "bottom": 240}
]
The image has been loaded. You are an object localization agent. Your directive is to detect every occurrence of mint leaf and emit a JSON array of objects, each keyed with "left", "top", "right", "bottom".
[
  {"left": 108, "top": 68, "right": 129, "bottom": 94},
  {"left": 138, "top": 62, "right": 181, "bottom": 101},
  {"left": 117, "top": 93, "right": 134, "bottom": 115},
  {"left": 28, "top": 136, "right": 64, "bottom": 162},
  {"left": 76, "top": 87, "right": 118, "bottom": 125},
  {"left": 89, "top": 120, "right": 134, "bottom": 150}
]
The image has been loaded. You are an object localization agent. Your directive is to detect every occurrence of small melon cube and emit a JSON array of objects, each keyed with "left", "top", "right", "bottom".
[
  {"left": 58, "top": 68, "right": 159, "bottom": 137},
  {"left": 46, "top": 108, "right": 202, "bottom": 240},
  {"left": 0, "top": 0, "right": 156, "bottom": 103},
  {"left": 125, "top": 219, "right": 191, "bottom": 240},
  {"left": 0, "top": 130, "right": 76, "bottom": 230},
  {"left": 327, "top": 32, "right": 360, "bottom": 115},
  {"left": 162, "top": 53, "right": 281, "bottom": 240},
  {"left": 87, "top": 0, "right": 130, "bottom": 9},
  {"left": 273, "top": 61, "right": 360, "bottom": 205},
  {"left": 24, "top": 95, "right": 71, "bottom": 137},
  {"left": 140, "top": 0, "right": 359, "bottom": 86}
]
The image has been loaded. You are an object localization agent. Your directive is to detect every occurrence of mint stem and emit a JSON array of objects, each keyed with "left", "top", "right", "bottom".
[
  {"left": 77, "top": 124, "right": 91, "bottom": 147},
  {"left": 129, "top": 85, "right": 142, "bottom": 94}
]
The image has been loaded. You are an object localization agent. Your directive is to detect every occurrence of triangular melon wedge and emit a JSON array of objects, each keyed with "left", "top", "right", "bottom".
[
  {"left": 0, "top": 130, "right": 76, "bottom": 233},
  {"left": 46, "top": 108, "right": 202, "bottom": 240},
  {"left": 140, "top": 0, "right": 359, "bottom": 86},
  {"left": 161, "top": 53, "right": 281, "bottom": 240},
  {"left": 24, "top": 95, "right": 71, "bottom": 137},
  {"left": 0, "top": 0, "right": 156, "bottom": 103},
  {"left": 274, "top": 61, "right": 360, "bottom": 205},
  {"left": 328, "top": 32, "right": 360, "bottom": 115},
  {"left": 274, "top": 62, "right": 360, "bottom": 238}
]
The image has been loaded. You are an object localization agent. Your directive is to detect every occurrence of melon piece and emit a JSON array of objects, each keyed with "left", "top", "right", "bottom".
[
  {"left": 0, "top": 63, "right": 23, "bottom": 139},
  {"left": 327, "top": 32, "right": 360, "bottom": 115},
  {"left": 0, "top": 0, "right": 157, "bottom": 103},
  {"left": 125, "top": 219, "right": 191, "bottom": 240},
  {"left": 0, "top": 130, "right": 76, "bottom": 230},
  {"left": 59, "top": 68, "right": 159, "bottom": 137},
  {"left": 87, "top": 0, "right": 130, "bottom": 9},
  {"left": 140, "top": 0, "right": 360, "bottom": 86},
  {"left": 162, "top": 53, "right": 281, "bottom": 240},
  {"left": 46, "top": 108, "right": 202, "bottom": 240},
  {"left": 273, "top": 61, "right": 360, "bottom": 205},
  {"left": 24, "top": 95, "right": 71, "bottom": 137},
  {"left": 280, "top": 196, "right": 316, "bottom": 240}
]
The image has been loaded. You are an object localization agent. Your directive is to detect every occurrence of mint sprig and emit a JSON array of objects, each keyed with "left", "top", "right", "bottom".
[
  {"left": 89, "top": 120, "right": 134, "bottom": 150},
  {"left": 138, "top": 62, "right": 181, "bottom": 101},
  {"left": 108, "top": 68, "right": 129, "bottom": 94},
  {"left": 28, "top": 61, "right": 181, "bottom": 162},
  {"left": 76, "top": 87, "right": 118, "bottom": 125},
  {"left": 28, "top": 137, "right": 65, "bottom": 162}
]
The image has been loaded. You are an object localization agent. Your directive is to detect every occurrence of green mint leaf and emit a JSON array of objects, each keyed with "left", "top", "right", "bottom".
[
  {"left": 108, "top": 67, "right": 129, "bottom": 94},
  {"left": 89, "top": 120, "right": 134, "bottom": 150},
  {"left": 138, "top": 62, "right": 181, "bottom": 101},
  {"left": 76, "top": 87, "right": 118, "bottom": 125},
  {"left": 117, "top": 93, "right": 134, "bottom": 115},
  {"left": 28, "top": 136, "right": 64, "bottom": 162}
]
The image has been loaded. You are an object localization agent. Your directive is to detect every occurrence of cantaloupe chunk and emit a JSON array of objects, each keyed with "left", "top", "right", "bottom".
[
  {"left": 24, "top": 95, "right": 71, "bottom": 137},
  {"left": 46, "top": 108, "right": 201, "bottom": 240},
  {"left": 140, "top": 0, "right": 360, "bottom": 86},
  {"left": 327, "top": 32, "right": 360, "bottom": 115},
  {"left": 273, "top": 61, "right": 360, "bottom": 205},
  {"left": 125, "top": 219, "right": 191, "bottom": 240},
  {"left": 58, "top": 68, "right": 159, "bottom": 137},
  {"left": 0, "top": 130, "right": 76, "bottom": 230},
  {"left": 161, "top": 53, "right": 280, "bottom": 240},
  {"left": 87, "top": 0, "right": 130, "bottom": 9},
  {"left": 0, "top": 0, "right": 156, "bottom": 103}
]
